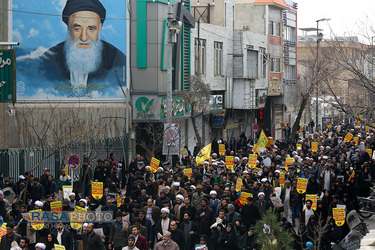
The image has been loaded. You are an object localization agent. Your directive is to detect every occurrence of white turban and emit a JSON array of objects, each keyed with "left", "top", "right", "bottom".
[
  {"left": 35, "top": 243, "right": 46, "bottom": 250},
  {"left": 34, "top": 201, "right": 43, "bottom": 207},
  {"left": 176, "top": 194, "right": 184, "bottom": 200},
  {"left": 161, "top": 208, "right": 170, "bottom": 214},
  {"left": 210, "top": 190, "right": 217, "bottom": 196},
  {"left": 79, "top": 199, "right": 87, "bottom": 205},
  {"left": 258, "top": 192, "right": 265, "bottom": 197},
  {"left": 173, "top": 182, "right": 180, "bottom": 187}
]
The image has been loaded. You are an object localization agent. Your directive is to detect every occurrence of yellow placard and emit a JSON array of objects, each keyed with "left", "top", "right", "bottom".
[
  {"left": 327, "top": 125, "right": 332, "bottom": 129},
  {"left": 279, "top": 173, "right": 285, "bottom": 188},
  {"left": 333, "top": 207, "right": 345, "bottom": 226},
  {"left": 92, "top": 182, "right": 103, "bottom": 200},
  {"left": 280, "top": 122, "right": 285, "bottom": 129},
  {"left": 366, "top": 126, "right": 370, "bottom": 132},
  {"left": 344, "top": 132, "right": 353, "bottom": 142},
  {"left": 116, "top": 194, "right": 121, "bottom": 207},
  {"left": 285, "top": 157, "right": 294, "bottom": 166},
  {"left": 236, "top": 178, "right": 243, "bottom": 192},
  {"left": 300, "top": 126, "right": 303, "bottom": 132},
  {"left": 54, "top": 244, "right": 66, "bottom": 250},
  {"left": 248, "top": 154, "right": 257, "bottom": 168},
  {"left": 180, "top": 148, "right": 188, "bottom": 158},
  {"left": 239, "top": 192, "right": 252, "bottom": 205},
  {"left": 0, "top": 223, "right": 7, "bottom": 238},
  {"left": 306, "top": 194, "right": 317, "bottom": 210},
  {"left": 367, "top": 149, "right": 373, "bottom": 157},
  {"left": 297, "top": 178, "right": 308, "bottom": 194},
  {"left": 296, "top": 143, "right": 302, "bottom": 149},
  {"left": 150, "top": 157, "right": 160, "bottom": 173},
  {"left": 70, "top": 206, "right": 87, "bottom": 230},
  {"left": 51, "top": 201, "right": 62, "bottom": 212},
  {"left": 30, "top": 210, "right": 44, "bottom": 230},
  {"left": 359, "top": 115, "right": 363, "bottom": 120},
  {"left": 311, "top": 142, "right": 318, "bottom": 152},
  {"left": 353, "top": 137, "right": 359, "bottom": 146},
  {"left": 226, "top": 156, "right": 234, "bottom": 169},
  {"left": 184, "top": 168, "right": 192, "bottom": 180},
  {"left": 219, "top": 144, "right": 225, "bottom": 156}
]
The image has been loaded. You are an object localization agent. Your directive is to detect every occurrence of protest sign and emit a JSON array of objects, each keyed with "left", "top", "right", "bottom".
[
  {"left": 184, "top": 168, "right": 192, "bottom": 179},
  {"left": 248, "top": 154, "right": 257, "bottom": 168},
  {"left": 297, "top": 178, "right": 308, "bottom": 194},
  {"left": 311, "top": 142, "right": 318, "bottom": 152},
  {"left": 219, "top": 144, "right": 225, "bottom": 156},
  {"left": 333, "top": 207, "right": 345, "bottom": 226},
  {"left": 150, "top": 157, "right": 160, "bottom": 173},
  {"left": 236, "top": 178, "right": 243, "bottom": 192},
  {"left": 51, "top": 201, "right": 62, "bottom": 212},
  {"left": 92, "top": 182, "right": 103, "bottom": 200},
  {"left": 239, "top": 192, "right": 252, "bottom": 205},
  {"left": 226, "top": 156, "right": 234, "bottom": 169},
  {"left": 306, "top": 194, "right": 317, "bottom": 210}
]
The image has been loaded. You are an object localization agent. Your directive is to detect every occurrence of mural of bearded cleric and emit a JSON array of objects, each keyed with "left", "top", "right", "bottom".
[{"left": 41, "top": 0, "right": 126, "bottom": 92}]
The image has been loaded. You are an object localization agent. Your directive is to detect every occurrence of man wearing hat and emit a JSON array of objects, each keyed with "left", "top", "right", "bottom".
[
  {"left": 191, "top": 185, "right": 206, "bottom": 210},
  {"left": 108, "top": 211, "right": 128, "bottom": 250},
  {"left": 155, "top": 208, "right": 172, "bottom": 241},
  {"left": 40, "top": 0, "right": 126, "bottom": 87},
  {"left": 30, "top": 178, "right": 44, "bottom": 207},
  {"left": 122, "top": 235, "right": 139, "bottom": 250}
]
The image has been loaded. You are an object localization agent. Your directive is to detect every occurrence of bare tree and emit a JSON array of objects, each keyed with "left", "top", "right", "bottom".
[
  {"left": 319, "top": 36, "right": 375, "bottom": 126},
  {"left": 17, "top": 102, "right": 110, "bottom": 199},
  {"left": 179, "top": 75, "right": 211, "bottom": 147},
  {"left": 294, "top": 41, "right": 341, "bottom": 137}
]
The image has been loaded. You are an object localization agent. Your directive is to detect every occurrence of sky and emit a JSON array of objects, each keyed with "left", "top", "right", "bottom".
[{"left": 295, "top": 0, "right": 375, "bottom": 43}]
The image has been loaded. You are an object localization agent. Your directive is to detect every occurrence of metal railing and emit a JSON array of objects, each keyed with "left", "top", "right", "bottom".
[{"left": 0, "top": 136, "right": 127, "bottom": 182}]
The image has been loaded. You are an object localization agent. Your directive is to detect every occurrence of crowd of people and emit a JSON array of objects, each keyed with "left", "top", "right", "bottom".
[{"left": 0, "top": 121, "right": 374, "bottom": 250}]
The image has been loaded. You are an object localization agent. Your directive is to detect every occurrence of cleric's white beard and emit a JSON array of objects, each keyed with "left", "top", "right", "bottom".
[{"left": 64, "top": 33, "right": 103, "bottom": 74}]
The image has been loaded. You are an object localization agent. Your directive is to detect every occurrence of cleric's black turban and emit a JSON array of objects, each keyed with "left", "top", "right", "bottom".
[{"left": 62, "top": 0, "right": 106, "bottom": 25}]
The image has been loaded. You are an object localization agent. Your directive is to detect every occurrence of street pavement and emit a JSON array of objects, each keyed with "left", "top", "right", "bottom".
[{"left": 364, "top": 216, "right": 375, "bottom": 231}]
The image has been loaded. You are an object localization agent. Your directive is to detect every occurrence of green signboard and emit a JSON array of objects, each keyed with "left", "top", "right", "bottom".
[{"left": 0, "top": 50, "right": 16, "bottom": 103}]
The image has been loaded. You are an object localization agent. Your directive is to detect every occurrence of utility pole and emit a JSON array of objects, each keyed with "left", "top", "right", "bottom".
[{"left": 166, "top": 3, "right": 182, "bottom": 164}]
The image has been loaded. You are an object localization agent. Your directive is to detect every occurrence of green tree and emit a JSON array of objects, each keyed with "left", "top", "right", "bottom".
[{"left": 255, "top": 210, "right": 293, "bottom": 250}]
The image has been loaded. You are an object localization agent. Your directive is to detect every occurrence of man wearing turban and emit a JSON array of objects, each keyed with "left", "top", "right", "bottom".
[{"left": 40, "top": 0, "right": 125, "bottom": 88}]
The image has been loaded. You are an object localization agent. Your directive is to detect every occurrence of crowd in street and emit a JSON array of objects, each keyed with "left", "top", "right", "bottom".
[{"left": 0, "top": 121, "right": 374, "bottom": 250}]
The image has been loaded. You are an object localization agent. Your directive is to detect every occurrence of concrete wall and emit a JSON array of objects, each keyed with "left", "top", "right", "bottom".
[
  {"left": 234, "top": 3, "right": 265, "bottom": 35},
  {"left": 130, "top": 0, "right": 168, "bottom": 92},
  {"left": 191, "top": 0, "right": 234, "bottom": 91}
]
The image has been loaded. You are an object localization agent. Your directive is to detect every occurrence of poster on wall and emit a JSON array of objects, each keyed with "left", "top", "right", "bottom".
[
  {"left": 162, "top": 123, "right": 180, "bottom": 155},
  {"left": 13, "top": 0, "right": 126, "bottom": 100}
]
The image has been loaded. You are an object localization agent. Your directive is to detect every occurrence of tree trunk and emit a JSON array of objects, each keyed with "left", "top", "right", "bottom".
[
  {"left": 191, "top": 115, "right": 202, "bottom": 147},
  {"left": 291, "top": 96, "right": 309, "bottom": 138}
]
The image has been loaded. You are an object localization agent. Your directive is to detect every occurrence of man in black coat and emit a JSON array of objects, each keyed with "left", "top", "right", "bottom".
[
  {"left": 74, "top": 223, "right": 106, "bottom": 250},
  {"left": 194, "top": 198, "right": 215, "bottom": 236},
  {"left": 51, "top": 223, "right": 74, "bottom": 250},
  {"left": 36, "top": 0, "right": 126, "bottom": 88},
  {"left": 170, "top": 220, "right": 185, "bottom": 250},
  {"left": 241, "top": 197, "right": 261, "bottom": 229},
  {"left": 30, "top": 178, "right": 44, "bottom": 204},
  {"left": 179, "top": 211, "right": 198, "bottom": 250},
  {"left": 0, "top": 223, "right": 21, "bottom": 250}
]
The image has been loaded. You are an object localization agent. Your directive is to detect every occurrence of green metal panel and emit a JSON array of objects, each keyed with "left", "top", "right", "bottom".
[
  {"left": 0, "top": 50, "right": 16, "bottom": 103},
  {"left": 137, "top": 0, "right": 175, "bottom": 68},
  {"left": 181, "top": 0, "right": 191, "bottom": 91}
]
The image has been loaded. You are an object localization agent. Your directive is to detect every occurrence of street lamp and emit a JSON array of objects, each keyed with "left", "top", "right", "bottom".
[{"left": 315, "top": 18, "right": 330, "bottom": 130}]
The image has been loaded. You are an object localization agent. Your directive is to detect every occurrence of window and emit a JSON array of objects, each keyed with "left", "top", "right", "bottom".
[
  {"left": 246, "top": 49, "right": 258, "bottom": 79},
  {"left": 284, "top": 26, "right": 296, "bottom": 41},
  {"left": 271, "top": 57, "right": 281, "bottom": 72},
  {"left": 269, "top": 20, "right": 281, "bottom": 36},
  {"left": 195, "top": 38, "right": 206, "bottom": 75},
  {"left": 259, "top": 47, "right": 267, "bottom": 78},
  {"left": 284, "top": 65, "right": 296, "bottom": 80},
  {"left": 214, "top": 42, "right": 223, "bottom": 76}
]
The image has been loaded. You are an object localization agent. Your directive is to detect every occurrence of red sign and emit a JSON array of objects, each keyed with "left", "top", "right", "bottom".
[{"left": 68, "top": 155, "right": 80, "bottom": 169}]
